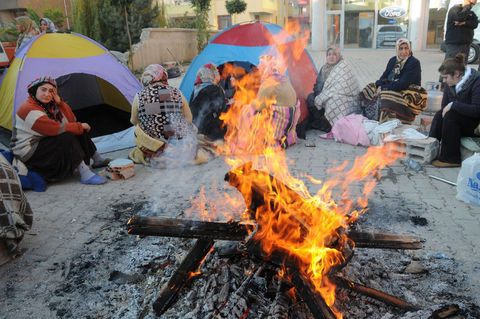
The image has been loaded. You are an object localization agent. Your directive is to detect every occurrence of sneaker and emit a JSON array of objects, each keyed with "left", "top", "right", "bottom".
[{"left": 432, "top": 160, "right": 461, "bottom": 168}]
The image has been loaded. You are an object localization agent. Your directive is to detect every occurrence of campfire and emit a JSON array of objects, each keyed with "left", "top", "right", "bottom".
[
  {"left": 127, "top": 22, "right": 423, "bottom": 318},
  {"left": 127, "top": 157, "right": 423, "bottom": 318}
]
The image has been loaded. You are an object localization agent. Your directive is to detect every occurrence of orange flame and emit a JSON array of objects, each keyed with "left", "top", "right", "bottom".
[{"left": 191, "top": 21, "right": 402, "bottom": 317}]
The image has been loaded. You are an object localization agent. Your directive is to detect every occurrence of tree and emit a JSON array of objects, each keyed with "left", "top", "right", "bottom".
[
  {"left": 110, "top": 0, "right": 134, "bottom": 52},
  {"left": 26, "top": 8, "right": 41, "bottom": 26},
  {"left": 158, "top": 0, "right": 168, "bottom": 27},
  {"left": 72, "top": 0, "right": 101, "bottom": 40},
  {"left": 43, "top": 8, "right": 65, "bottom": 29},
  {"left": 225, "top": 0, "right": 247, "bottom": 15},
  {"left": 72, "top": 0, "right": 159, "bottom": 52},
  {"left": 191, "top": 0, "right": 211, "bottom": 51}
]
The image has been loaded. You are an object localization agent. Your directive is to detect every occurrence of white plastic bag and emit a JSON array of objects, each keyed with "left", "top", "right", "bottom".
[{"left": 456, "top": 153, "right": 480, "bottom": 206}]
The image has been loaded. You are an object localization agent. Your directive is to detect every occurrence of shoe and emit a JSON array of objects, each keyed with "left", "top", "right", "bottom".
[
  {"left": 432, "top": 160, "right": 461, "bottom": 168},
  {"left": 81, "top": 174, "right": 108, "bottom": 185},
  {"left": 91, "top": 158, "right": 111, "bottom": 169}
]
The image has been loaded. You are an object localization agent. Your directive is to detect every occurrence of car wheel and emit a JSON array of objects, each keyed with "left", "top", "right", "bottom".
[{"left": 468, "top": 43, "right": 480, "bottom": 64}]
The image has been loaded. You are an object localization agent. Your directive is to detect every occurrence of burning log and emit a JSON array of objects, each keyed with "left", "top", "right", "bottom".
[
  {"left": 127, "top": 215, "right": 253, "bottom": 240},
  {"left": 290, "top": 270, "right": 337, "bottom": 319},
  {"left": 348, "top": 231, "right": 423, "bottom": 250},
  {"left": 128, "top": 215, "right": 421, "bottom": 251},
  {"left": 332, "top": 276, "right": 419, "bottom": 311},
  {"left": 152, "top": 239, "right": 214, "bottom": 316}
]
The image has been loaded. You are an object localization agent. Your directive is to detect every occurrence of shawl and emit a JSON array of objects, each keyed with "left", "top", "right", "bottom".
[
  {"left": 0, "top": 154, "right": 33, "bottom": 253},
  {"left": 314, "top": 59, "right": 360, "bottom": 124}
]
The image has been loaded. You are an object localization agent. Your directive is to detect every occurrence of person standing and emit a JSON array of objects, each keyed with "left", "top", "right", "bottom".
[{"left": 444, "top": 0, "right": 479, "bottom": 63}]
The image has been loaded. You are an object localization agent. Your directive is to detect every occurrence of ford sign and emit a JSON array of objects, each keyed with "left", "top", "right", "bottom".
[{"left": 379, "top": 6, "right": 407, "bottom": 19}]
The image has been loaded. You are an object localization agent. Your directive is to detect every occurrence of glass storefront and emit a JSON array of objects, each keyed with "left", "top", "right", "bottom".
[
  {"left": 297, "top": 0, "right": 478, "bottom": 50},
  {"left": 344, "top": 1, "right": 376, "bottom": 48}
]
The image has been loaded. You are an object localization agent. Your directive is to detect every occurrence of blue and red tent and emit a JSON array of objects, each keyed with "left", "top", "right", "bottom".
[{"left": 179, "top": 21, "right": 317, "bottom": 125}]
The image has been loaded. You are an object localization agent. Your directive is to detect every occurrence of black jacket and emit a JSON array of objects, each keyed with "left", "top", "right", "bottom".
[
  {"left": 375, "top": 56, "right": 421, "bottom": 92},
  {"left": 445, "top": 4, "right": 479, "bottom": 45},
  {"left": 442, "top": 68, "right": 480, "bottom": 119},
  {"left": 189, "top": 85, "right": 227, "bottom": 140}
]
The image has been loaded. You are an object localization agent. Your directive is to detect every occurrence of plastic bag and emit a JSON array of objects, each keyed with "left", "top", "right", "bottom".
[{"left": 456, "top": 153, "right": 480, "bottom": 206}]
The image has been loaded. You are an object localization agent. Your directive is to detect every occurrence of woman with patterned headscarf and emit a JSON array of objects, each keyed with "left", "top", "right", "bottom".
[
  {"left": 11, "top": 77, "right": 109, "bottom": 185},
  {"left": 360, "top": 38, "right": 426, "bottom": 123},
  {"left": 130, "top": 64, "right": 199, "bottom": 165},
  {"left": 189, "top": 63, "right": 228, "bottom": 140},
  {"left": 15, "top": 16, "right": 39, "bottom": 52},
  {"left": 306, "top": 46, "right": 360, "bottom": 132},
  {"left": 39, "top": 17, "right": 57, "bottom": 33}
]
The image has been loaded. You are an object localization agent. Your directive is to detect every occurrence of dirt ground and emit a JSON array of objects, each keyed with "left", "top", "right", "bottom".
[{"left": 1, "top": 130, "right": 479, "bottom": 319}]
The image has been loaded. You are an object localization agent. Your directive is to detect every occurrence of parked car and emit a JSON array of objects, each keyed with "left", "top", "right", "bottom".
[{"left": 376, "top": 25, "right": 407, "bottom": 48}]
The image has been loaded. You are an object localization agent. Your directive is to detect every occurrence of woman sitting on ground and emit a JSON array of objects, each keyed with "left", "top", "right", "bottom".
[
  {"left": 306, "top": 46, "right": 360, "bottom": 132},
  {"left": 15, "top": 16, "right": 39, "bottom": 52},
  {"left": 11, "top": 77, "right": 109, "bottom": 185},
  {"left": 360, "top": 38, "right": 426, "bottom": 123},
  {"left": 39, "top": 17, "right": 57, "bottom": 33},
  {"left": 429, "top": 53, "right": 480, "bottom": 168},
  {"left": 130, "top": 64, "right": 214, "bottom": 166},
  {"left": 190, "top": 63, "right": 228, "bottom": 141}
]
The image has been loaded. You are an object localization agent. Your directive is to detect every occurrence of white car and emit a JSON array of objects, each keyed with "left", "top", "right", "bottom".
[{"left": 376, "top": 25, "right": 407, "bottom": 48}]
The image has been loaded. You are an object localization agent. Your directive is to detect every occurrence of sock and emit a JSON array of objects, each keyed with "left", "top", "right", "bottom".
[
  {"left": 77, "top": 161, "right": 95, "bottom": 182},
  {"left": 92, "top": 152, "right": 105, "bottom": 165}
]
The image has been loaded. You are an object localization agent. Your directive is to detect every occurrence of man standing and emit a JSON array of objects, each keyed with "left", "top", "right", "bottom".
[{"left": 444, "top": 0, "right": 478, "bottom": 64}]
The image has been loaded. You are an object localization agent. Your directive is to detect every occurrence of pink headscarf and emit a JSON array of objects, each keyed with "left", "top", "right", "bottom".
[{"left": 141, "top": 64, "right": 168, "bottom": 86}]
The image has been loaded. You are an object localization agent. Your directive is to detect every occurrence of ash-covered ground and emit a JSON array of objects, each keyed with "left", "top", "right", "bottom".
[{"left": 42, "top": 191, "right": 479, "bottom": 319}]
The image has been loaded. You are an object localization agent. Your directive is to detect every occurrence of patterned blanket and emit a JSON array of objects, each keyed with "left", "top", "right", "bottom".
[
  {"left": 0, "top": 154, "right": 33, "bottom": 254},
  {"left": 314, "top": 59, "right": 361, "bottom": 125},
  {"left": 361, "top": 83, "right": 427, "bottom": 123}
]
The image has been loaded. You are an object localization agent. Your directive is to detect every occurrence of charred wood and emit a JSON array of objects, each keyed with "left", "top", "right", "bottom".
[
  {"left": 213, "top": 266, "right": 264, "bottom": 319},
  {"left": 265, "top": 280, "right": 290, "bottom": 319},
  {"left": 290, "top": 270, "right": 337, "bottom": 319},
  {"left": 348, "top": 231, "right": 423, "bottom": 250},
  {"left": 152, "top": 239, "right": 214, "bottom": 316},
  {"left": 127, "top": 216, "right": 253, "bottom": 241},
  {"left": 332, "top": 276, "right": 419, "bottom": 311}
]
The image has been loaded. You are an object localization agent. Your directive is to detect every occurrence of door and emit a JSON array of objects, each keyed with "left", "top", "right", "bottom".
[{"left": 326, "top": 12, "right": 343, "bottom": 48}]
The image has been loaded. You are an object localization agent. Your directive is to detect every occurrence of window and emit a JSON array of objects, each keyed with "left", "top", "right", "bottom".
[{"left": 217, "top": 15, "right": 232, "bottom": 30}]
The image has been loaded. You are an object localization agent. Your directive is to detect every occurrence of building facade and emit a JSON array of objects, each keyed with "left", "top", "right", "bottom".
[
  {"left": 159, "top": 0, "right": 465, "bottom": 52},
  {"left": 310, "top": 0, "right": 458, "bottom": 51}
]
